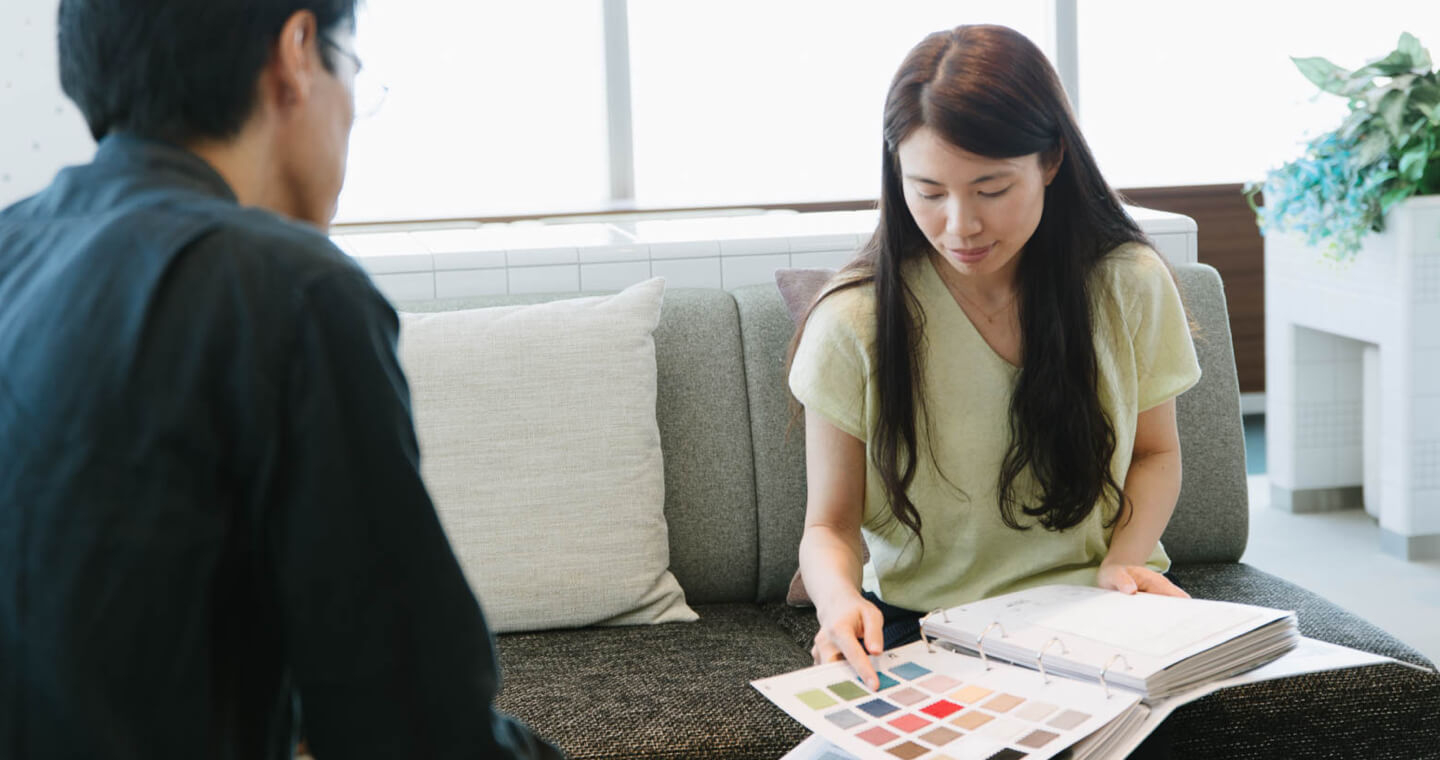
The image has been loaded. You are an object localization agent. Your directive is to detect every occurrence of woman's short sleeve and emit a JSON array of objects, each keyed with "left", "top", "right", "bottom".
[
  {"left": 1126, "top": 248, "right": 1203, "bottom": 411},
  {"left": 788, "top": 291, "right": 872, "bottom": 441}
]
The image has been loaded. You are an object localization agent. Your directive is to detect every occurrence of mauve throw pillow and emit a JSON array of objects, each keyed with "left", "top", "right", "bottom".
[{"left": 775, "top": 268, "right": 873, "bottom": 608}]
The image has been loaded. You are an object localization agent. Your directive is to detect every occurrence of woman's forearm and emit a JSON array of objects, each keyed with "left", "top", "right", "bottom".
[{"left": 1105, "top": 448, "right": 1182, "bottom": 567}]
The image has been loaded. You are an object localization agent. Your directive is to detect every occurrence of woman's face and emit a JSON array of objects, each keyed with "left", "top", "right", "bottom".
[{"left": 896, "top": 126, "right": 1059, "bottom": 285}]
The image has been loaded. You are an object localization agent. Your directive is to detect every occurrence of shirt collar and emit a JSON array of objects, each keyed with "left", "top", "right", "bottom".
[{"left": 94, "top": 133, "right": 239, "bottom": 204}]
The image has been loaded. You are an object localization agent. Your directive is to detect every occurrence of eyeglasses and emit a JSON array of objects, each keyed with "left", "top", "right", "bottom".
[{"left": 319, "top": 35, "right": 388, "bottom": 119}]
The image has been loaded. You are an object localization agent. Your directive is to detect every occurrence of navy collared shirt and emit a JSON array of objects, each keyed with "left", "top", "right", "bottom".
[{"left": 0, "top": 136, "right": 561, "bottom": 759}]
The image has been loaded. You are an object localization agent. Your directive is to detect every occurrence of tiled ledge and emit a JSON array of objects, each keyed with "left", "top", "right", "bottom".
[{"left": 332, "top": 207, "right": 1197, "bottom": 303}]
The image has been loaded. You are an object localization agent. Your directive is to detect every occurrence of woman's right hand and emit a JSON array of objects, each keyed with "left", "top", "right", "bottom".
[{"left": 812, "top": 592, "right": 887, "bottom": 690}]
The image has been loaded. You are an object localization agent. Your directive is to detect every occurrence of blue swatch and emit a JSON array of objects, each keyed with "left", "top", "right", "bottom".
[
  {"left": 889, "top": 662, "right": 932, "bottom": 680},
  {"left": 857, "top": 671, "right": 901, "bottom": 691},
  {"left": 856, "top": 698, "right": 900, "bottom": 717}
]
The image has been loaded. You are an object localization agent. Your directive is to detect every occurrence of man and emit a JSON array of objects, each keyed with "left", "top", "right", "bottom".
[{"left": 0, "top": 2, "right": 561, "bottom": 757}]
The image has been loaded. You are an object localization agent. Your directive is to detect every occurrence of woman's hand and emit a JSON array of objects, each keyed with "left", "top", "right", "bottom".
[
  {"left": 1098, "top": 563, "right": 1190, "bottom": 598},
  {"left": 812, "top": 592, "right": 887, "bottom": 689}
]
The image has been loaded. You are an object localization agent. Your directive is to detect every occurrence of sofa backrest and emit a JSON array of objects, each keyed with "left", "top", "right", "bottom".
[
  {"left": 731, "top": 262, "right": 1250, "bottom": 604},
  {"left": 400, "top": 262, "right": 1248, "bottom": 608}
]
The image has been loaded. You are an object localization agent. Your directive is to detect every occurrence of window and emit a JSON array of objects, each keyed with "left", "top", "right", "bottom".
[
  {"left": 338, "top": 0, "right": 1051, "bottom": 223},
  {"left": 1077, "top": 0, "right": 1440, "bottom": 189}
]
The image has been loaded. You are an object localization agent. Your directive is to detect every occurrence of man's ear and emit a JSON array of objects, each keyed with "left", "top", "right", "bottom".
[
  {"left": 1042, "top": 143, "right": 1064, "bottom": 186},
  {"left": 267, "top": 11, "right": 321, "bottom": 107}
]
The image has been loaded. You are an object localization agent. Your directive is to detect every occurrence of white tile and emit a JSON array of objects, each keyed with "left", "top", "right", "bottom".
[
  {"left": 788, "top": 232, "right": 862, "bottom": 253},
  {"left": 1293, "top": 326, "right": 1334, "bottom": 361},
  {"left": 651, "top": 257, "right": 722, "bottom": 288},
  {"left": 435, "top": 269, "right": 508, "bottom": 299},
  {"left": 1413, "top": 308, "right": 1440, "bottom": 349},
  {"left": 719, "top": 237, "right": 790, "bottom": 256},
  {"left": 1412, "top": 349, "right": 1440, "bottom": 388},
  {"left": 722, "top": 253, "right": 791, "bottom": 289},
  {"left": 1334, "top": 357, "right": 1363, "bottom": 401},
  {"left": 351, "top": 251, "right": 434, "bottom": 275},
  {"left": 1294, "top": 365, "right": 1334, "bottom": 403},
  {"left": 506, "top": 247, "right": 579, "bottom": 267},
  {"left": 648, "top": 240, "right": 722, "bottom": 259},
  {"left": 369, "top": 272, "right": 435, "bottom": 302},
  {"left": 1333, "top": 445, "right": 1364, "bottom": 484},
  {"left": 508, "top": 265, "right": 579, "bottom": 294},
  {"left": 434, "top": 249, "right": 508, "bottom": 270},
  {"left": 791, "top": 250, "right": 856, "bottom": 271},
  {"left": 581, "top": 261, "right": 652, "bottom": 291},
  {"left": 577, "top": 244, "right": 651, "bottom": 264},
  {"left": 1410, "top": 490, "right": 1440, "bottom": 534}
]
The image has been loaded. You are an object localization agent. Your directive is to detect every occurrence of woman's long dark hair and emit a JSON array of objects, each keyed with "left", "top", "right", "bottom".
[{"left": 789, "top": 25, "right": 1148, "bottom": 542}]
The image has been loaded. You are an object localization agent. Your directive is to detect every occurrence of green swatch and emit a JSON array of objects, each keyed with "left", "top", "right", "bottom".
[
  {"left": 827, "top": 680, "right": 869, "bottom": 700},
  {"left": 797, "top": 689, "right": 838, "bottom": 710}
]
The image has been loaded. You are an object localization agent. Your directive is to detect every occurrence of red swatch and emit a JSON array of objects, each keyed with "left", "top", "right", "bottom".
[
  {"left": 921, "top": 699, "right": 964, "bottom": 719},
  {"left": 856, "top": 726, "right": 899, "bottom": 745}
]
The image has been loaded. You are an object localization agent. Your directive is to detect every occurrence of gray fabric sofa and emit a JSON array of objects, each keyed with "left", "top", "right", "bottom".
[{"left": 401, "top": 264, "right": 1439, "bottom": 760}]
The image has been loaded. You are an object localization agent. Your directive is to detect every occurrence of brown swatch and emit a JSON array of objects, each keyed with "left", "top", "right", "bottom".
[
  {"left": 952, "top": 711, "right": 994, "bottom": 730},
  {"left": 1018, "top": 729, "right": 1060, "bottom": 749},
  {"left": 886, "top": 741, "right": 930, "bottom": 760},
  {"left": 983, "top": 693, "right": 1025, "bottom": 713}
]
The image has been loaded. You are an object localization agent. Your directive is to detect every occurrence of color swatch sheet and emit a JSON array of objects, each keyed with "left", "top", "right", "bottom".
[{"left": 753, "top": 640, "right": 1141, "bottom": 760}]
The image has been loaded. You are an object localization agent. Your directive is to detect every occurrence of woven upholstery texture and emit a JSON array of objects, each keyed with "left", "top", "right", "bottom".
[
  {"left": 1164, "top": 265, "right": 1250, "bottom": 564},
  {"left": 732, "top": 284, "right": 810, "bottom": 603},
  {"left": 495, "top": 604, "right": 811, "bottom": 759}
]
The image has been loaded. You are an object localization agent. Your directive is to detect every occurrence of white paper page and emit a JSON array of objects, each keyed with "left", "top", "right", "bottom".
[{"left": 1098, "top": 637, "right": 1394, "bottom": 759}]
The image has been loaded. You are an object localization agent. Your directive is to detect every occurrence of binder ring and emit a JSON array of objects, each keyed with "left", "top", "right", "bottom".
[
  {"left": 1036, "top": 637, "right": 1069, "bottom": 684},
  {"left": 975, "top": 621, "right": 1007, "bottom": 670},
  {"left": 919, "top": 610, "right": 945, "bottom": 653},
  {"left": 1099, "top": 654, "right": 1133, "bottom": 699}
]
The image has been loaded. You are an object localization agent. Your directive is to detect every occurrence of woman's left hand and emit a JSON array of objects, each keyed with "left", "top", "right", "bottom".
[{"left": 1097, "top": 563, "right": 1190, "bottom": 598}]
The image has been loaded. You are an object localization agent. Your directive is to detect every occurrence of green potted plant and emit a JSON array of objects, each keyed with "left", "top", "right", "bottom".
[{"left": 1246, "top": 32, "right": 1440, "bottom": 260}]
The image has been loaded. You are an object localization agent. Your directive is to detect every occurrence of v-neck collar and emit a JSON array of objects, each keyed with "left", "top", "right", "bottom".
[{"left": 916, "top": 252, "right": 1021, "bottom": 371}]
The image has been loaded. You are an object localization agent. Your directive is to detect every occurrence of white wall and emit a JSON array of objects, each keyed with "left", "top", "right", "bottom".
[{"left": 0, "top": 0, "right": 96, "bottom": 209}]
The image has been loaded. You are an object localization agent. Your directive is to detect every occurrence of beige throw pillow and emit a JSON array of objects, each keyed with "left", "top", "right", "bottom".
[{"left": 398, "top": 278, "right": 697, "bottom": 633}]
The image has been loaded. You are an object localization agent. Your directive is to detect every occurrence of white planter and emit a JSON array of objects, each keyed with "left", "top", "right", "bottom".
[{"left": 1264, "top": 195, "right": 1440, "bottom": 559}]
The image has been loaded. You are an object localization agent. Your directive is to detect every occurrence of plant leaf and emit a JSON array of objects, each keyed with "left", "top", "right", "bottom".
[
  {"left": 1378, "top": 89, "right": 1408, "bottom": 141},
  {"left": 1398, "top": 32, "right": 1433, "bottom": 71},
  {"left": 1354, "top": 129, "right": 1391, "bottom": 165},
  {"left": 1400, "top": 146, "right": 1429, "bottom": 181},
  {"left": 1414, "top": 82, "right": 1440, "bottom": 113},
  {"left": 1380, "top": 183, "right": 1414, "bottom": 215},
  {"left": 1293, "top": 56, "right": 1353, "bottom": 95},
  {"left": 1361, "top": 48, "right": 1418, "bottom": 77}
]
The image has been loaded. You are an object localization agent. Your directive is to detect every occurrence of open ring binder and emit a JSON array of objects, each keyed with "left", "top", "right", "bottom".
[
  {"left": 975, "top": 621, "right": 1008, "bottom": 670},
  {"left": 1036, "top": 637, "right": 1070, "bottom": 684},
  {"left": 919, "top": 610, "right": 945, "bottom": 653},
  {"left": 1098, "top": 653, "right": 1133, "bottom": 699}
]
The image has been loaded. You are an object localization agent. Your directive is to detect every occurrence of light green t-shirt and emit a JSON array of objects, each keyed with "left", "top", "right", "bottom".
[{"left": 789, "top": 243, "right": 1202, "bottom": 613}]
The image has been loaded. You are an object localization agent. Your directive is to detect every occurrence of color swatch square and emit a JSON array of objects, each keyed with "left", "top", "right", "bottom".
[
  {"left": 825, "top": 708, "right": 866, "bottom": 730},
  {"left": 889, "top": 686, "right": 929, "bottom": 706},
  {"left": 886, "top": 741, "right": 930, "bottom": 759},
  {"left": 1018, "top": 729, "right": 1060, "bottom": 749},
  {"left": 981, "top": 749, "right": 1028, "bottom": 760},
  {"left": 982, "top": 693, "right": 1025, "bottom": 713},
  {"left": 796, "top": 689, "right": 837, "bottom": 710},
  {"left": 889, "top": 662, "right": 932, "bottom": 680},
  {"left": 1015, "top": 701, "right": 1057, "bottom": 722},
  {"left": 827, "top": 680, "right": 869, "bottom": 701},
  {"left": 1047, "top": 709, "right": 1090, "bottom": 730},
  {"left": 917, "top": 673, "right": 961, "bottom": 693},
  {"left": 918, "top": 726, "right": 962, "bottom": 746},
  {"left": 856, "top": 725, "right": 899, "bottom": 746},
  {"left": 857, "top": 698, "right": 900, "bottom": 718},
  {"left": 887, "top": 713, "right": 932, "bottom": 733},
  {"left": 950, "top": 684, "right": 994, "bottom": 704},
  {"left": 859, "top": 671, "right": 902, "bottom": 691},
  {"left": 980, "top": 717, "right": 1026, "bottom": 743},
  {"left": 952, "top": 710, "right": 994, "bottom": 730},
  {"left": 920, "top": 699, "right": 964, "bottom": 719}
]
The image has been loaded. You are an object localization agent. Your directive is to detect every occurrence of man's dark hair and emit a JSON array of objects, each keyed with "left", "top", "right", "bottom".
[{"left": 58, "top": 0, "right": 359, "bottom": 144}]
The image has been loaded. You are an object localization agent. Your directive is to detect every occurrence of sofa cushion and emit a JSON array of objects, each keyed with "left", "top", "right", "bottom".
[
  {"left": 397, "top": 279, "right": 696, "bottom": 632},
  {"left": 400, "top": 288, "right": 761, "bottom": 606},
  {"left": 495, "top": 604, "right": 812, "bottom": 759}
]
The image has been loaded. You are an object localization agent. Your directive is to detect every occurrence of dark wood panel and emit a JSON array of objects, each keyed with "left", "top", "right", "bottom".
[{"left": 1120, "top": 184, "right": 1265, "bottom": 394}]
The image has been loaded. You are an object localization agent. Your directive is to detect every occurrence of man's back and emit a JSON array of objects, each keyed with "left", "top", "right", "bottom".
[{"left": 0, "top": 136, "right": 560, "bottom": 759}]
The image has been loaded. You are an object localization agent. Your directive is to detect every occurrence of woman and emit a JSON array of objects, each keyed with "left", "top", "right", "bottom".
[{"left": 788, "top": 24, "right": 1201, "bottom": 689}]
